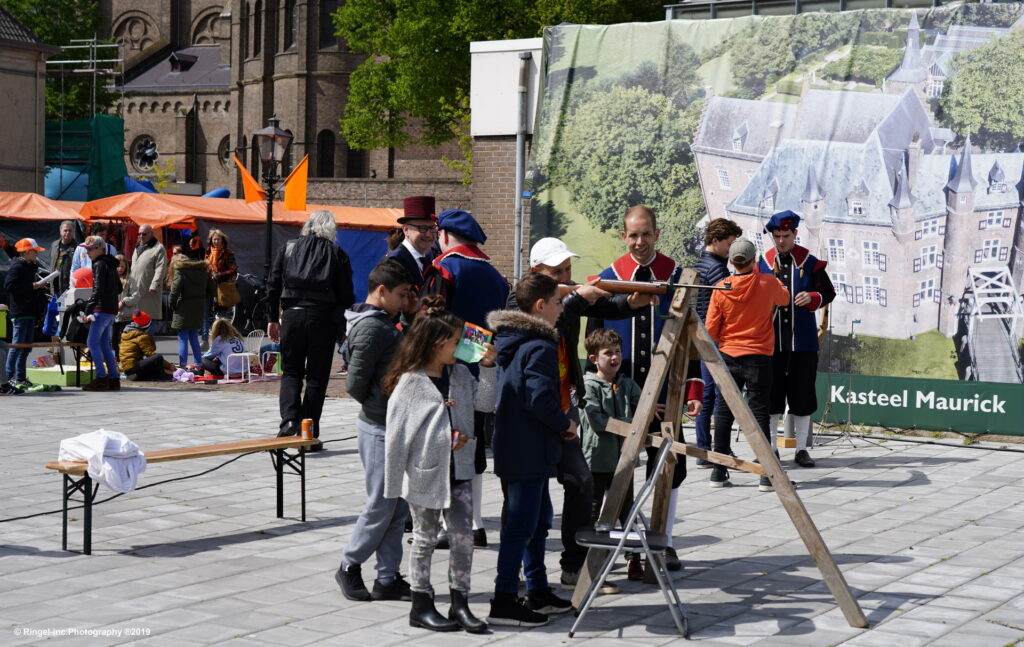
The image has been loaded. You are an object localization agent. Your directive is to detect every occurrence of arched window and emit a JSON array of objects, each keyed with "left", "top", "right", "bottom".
[
  {"left": 316, "top": 130, "right": 335, "bottom": 177},
  {"left": 346, "top": 147, "right": 366, "bottom": 178},
  {"left": 253, "top": 1, "right": 262, "bottom": 56},
  {"left": 283, "top": 0, "right": 297, "bottom": 50},
  {"left": 319, "top": 0, "right": 338, "bottom": 48}
]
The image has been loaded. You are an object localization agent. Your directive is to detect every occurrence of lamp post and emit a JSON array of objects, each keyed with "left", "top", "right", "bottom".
[
  {"left": 850, "top": 318, "right": 862, "bottom": 339},
  {"left": 252, "top": 116, "right": 294, "bottom": 285}
]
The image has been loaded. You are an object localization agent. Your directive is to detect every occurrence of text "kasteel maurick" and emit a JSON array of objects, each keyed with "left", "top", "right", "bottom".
[{"left": 830, "top": 386, "right": 1007, "bottom": 413}]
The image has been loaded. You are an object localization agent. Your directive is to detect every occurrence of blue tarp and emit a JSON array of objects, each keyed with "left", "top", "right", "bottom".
[
  {"left": 123, "top": 176, "right": 157, "bottom": 193},
  {"left": 337, "top": 228, "right": 388, "bottom": 303}
]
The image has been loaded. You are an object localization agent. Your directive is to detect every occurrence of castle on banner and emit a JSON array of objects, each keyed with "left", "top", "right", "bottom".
[{"left": 693, "top": 12, "right": 1024, "bottom": 381}]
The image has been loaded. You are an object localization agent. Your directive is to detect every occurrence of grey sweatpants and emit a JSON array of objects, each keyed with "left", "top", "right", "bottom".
[{"left": 341, "top": 419, "right": 409, "bottom": 582}]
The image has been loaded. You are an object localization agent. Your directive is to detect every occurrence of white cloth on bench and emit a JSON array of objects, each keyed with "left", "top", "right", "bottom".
[{"left": 58, "top": 429, "right": 147, "bottom": 492}]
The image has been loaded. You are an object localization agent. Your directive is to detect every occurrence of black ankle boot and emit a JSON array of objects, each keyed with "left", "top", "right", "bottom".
[
  {"left": 409, "top": 591, "right": 459, "bottom": 632},
  {"left": 448, "top": 588, "right": 487, "bottom": 634}
]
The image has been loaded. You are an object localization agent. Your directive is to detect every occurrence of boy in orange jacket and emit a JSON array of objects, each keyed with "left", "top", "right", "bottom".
[{"left": 705, "top": 238, "right": 789, "bottom": 492}]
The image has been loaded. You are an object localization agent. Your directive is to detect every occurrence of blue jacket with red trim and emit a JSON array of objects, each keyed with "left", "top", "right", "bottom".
[
  {"left": 758, "top": 244, "right": 833, "bottom": 353},
  {"left": 421, "top": 244, "right": 508, "bottom": 330}
]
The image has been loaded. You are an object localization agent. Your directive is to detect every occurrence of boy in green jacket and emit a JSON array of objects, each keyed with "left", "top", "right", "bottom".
[{"left": 580, "top": 328, "right": 644, "bottom": 580}]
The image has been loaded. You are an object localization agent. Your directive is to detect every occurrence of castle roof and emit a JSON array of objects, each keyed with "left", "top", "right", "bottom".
[
  {"left": 888, "top": 161, "right": 916, "bottom": 210},
  {"left": 802, "top": 166, "right": 825, "bottom": 203},
  {"left": 946, "top": 134, "right": 977, "bottom": 194},
  {"left": 888, "top": 12, "right": 929, "bottom": 84},
  {"left": 693, "top": 96, "right": 796, "bottom": 155}
]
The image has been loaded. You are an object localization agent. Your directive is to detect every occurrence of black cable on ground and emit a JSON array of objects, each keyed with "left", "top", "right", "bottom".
[{"left": 0, "top": 434, "right": 357, "bottom": 524}]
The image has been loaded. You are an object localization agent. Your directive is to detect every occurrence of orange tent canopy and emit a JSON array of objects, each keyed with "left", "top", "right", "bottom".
[
  {"left": 79, "top": 192, "right": 401, "bottom": 230},
  {"left": 0, "top": 192, "right": 85, "bottom": 221}
]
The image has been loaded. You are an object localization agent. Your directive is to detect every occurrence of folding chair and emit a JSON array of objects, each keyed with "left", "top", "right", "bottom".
[{"left": 569, "top": 439, "right": 688, "bottom": 639}]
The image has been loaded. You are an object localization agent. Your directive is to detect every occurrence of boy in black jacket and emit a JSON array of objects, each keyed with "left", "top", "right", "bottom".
[
  {"left": 3, "top": 238, "right": 47, "bottom": 393},
  {"left": 486, "top": 273, "right": 575, "bottom": 627},
  {"left": 335, "top": 259, "right": 414, "bottom": 603},
  {"left": 693, "top": 218, "right": 743, "bottom": 465}
]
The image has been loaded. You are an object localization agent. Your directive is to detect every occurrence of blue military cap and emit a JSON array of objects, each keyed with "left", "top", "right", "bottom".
[
  {"left": 764, "top": 210, "right": 800, "bottom": 233},
  {"left": 438, "top": 209, "right": 487, "bottom": 244}
]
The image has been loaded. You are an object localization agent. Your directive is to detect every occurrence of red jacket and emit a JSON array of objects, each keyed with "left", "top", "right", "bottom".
[{"left": 706, "top": 266, "right": 789, "bottom": 357}]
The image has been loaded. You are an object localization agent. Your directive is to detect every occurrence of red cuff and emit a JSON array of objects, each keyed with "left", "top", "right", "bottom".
[
  {"left": 685, "top": 378, "right": 704, "bottom": 403},
  {"left": 805, "top": 292, "right": 822, "bottom": 311}
]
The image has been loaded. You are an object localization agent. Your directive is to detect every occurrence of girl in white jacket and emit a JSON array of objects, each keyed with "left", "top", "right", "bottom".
[
  {"left": 201, "top": 318, "right": 246, "bottom": 377},
  {"left": 383, "top": 297, "right": 495, "bottom": 634}
]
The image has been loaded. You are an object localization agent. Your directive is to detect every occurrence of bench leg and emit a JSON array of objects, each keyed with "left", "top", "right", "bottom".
[
  {"left": 275, "top": 448, "right": 284, "bottom": 518},
  {"left": 62, "top": 474, "right": 96, "bottom": 554}
]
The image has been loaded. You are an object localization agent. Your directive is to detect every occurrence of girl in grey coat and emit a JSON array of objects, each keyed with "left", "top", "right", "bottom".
[{"left": 382, "top": 298, "right": 495, "bottom": 634}]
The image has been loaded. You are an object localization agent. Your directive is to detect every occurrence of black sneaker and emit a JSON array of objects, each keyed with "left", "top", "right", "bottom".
[
  {"left": 695, "top": 458, "right": 713, "bottom": 469},
  {"left": 0, "top": 382, "right": 24, "bottom": 395},
  {"left": 758, "top": 475, "right": 774, "bottom": 493},
  {"left": 709, "top": 465, "right": 731, "bottom": 488},
  {"left": 336, "top": 564, "right": 371, "bottom": 601},
  {"left": 526, "top": 587, "right": 572, "bottom": 615},
  {"left": 371, "top": 574, "right": 412, "bottom": 601},
  {"left": 487, "top": 594, "right": 549, "bottom": 627}
]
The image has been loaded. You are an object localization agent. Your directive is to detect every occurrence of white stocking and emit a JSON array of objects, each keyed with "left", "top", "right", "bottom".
[
  {"left": 471, "top": 473, "right": 484, "bottom": 530},
  {"left": 664, "top": 487, "right": 680, "bottom": 539},
  {"left": 793, "top": 415, "right": 813, "bottom": 452},
  {"left": 768, "top": 413, "right": 781, "bottom": 449}
]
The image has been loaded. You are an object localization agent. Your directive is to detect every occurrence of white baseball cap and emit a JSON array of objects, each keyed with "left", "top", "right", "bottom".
[{"left": 530, "top": 237, "right": 580, "bottom": 268}]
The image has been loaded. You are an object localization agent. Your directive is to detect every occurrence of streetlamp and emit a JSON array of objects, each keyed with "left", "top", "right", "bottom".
[
  {"left": 252, "top": 116, "right": 293, "bottom": 284},
  {"left": 850, "top": 318, "right": 862, "bottom": 339}
]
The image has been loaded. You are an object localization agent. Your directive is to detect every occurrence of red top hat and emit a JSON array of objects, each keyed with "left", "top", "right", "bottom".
[{"left": 399, "top": 196, "right": 436, "bottom": 223}]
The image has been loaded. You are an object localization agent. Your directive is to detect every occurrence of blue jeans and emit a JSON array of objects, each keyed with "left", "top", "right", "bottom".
[
  {"left": 87, "top": 312, "right": 117, "bottom": 378},
  {"left": 695, "top": 360, "right": 718, "bottom": 451},
  {"left": 177, "top": 329, "right": 201, "bottom": 366},
  {"left": 5, "top": 317, "right": 34, "bottom": 383},
  {"left": 495, "top": 478, "right": 552, "bottom": 594}
]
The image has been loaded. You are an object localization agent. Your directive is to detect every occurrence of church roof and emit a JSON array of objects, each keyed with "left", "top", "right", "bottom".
[{"left": 118, "top": 46, "right": 230, "bottom": 91}]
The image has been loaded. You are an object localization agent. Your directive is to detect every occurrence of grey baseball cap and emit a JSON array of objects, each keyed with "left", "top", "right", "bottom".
[{"left": 729, "top": 237, "right": 757, "bottom": 264}]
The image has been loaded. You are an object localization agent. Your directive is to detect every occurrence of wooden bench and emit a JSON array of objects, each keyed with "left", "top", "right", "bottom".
[
  {"left": 45, "top": 436, "right": 318, "bottom": 554},
  {"left": 2, "top": 341, "right": 89, "bottom": 385}
]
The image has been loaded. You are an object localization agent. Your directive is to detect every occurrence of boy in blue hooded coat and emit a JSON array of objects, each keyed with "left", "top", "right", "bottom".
[{"left": 485, "top": 272, "right": 575, "bottom": 627}]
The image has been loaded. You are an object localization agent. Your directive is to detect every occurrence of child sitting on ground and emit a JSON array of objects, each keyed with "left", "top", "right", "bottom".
[
  {"left": 580, "top": 328, "right": 644, "bottom": 580},
  {"left": 119, "top": 310, "right": 175, "bottom": 381},
  {"left": 201, "top": 318, "right": 246, "bottom": 377}
]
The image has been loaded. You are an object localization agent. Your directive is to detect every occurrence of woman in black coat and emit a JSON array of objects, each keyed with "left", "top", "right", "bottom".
[{"left": 81, "top": 236, "right": 122, "bottom": 391}]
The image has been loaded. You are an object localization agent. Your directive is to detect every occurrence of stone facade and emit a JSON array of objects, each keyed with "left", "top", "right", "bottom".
[
  {"left": 0, "top": 9, "right": 59, "bottom": 193},
  {"left": 106, "top": 1, "right": 461, "bottom": 203}
]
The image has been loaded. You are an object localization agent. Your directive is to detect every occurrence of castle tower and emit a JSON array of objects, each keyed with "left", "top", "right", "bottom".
[
  {"left": 939, "top": 134, "right": 979, "bottom": 335},
  {"left": 885, "top": 12, "right": 929, "bottom": 100},
  {"left": 888, "top": 158, "right": 916, "bottom": 238}
]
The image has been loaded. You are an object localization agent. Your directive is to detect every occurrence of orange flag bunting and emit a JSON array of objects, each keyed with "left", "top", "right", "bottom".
[
  {"left": 233, "top": 155, "right": 266, "bottom": 204},
  {"left": 283, "top": 155, "right": 309, "bottom": 211}
]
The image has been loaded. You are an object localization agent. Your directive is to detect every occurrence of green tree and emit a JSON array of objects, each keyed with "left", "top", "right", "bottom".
[
  {"left": 940, "top": 31, "right": 1024, "bottom": 150},
  {"left": 820, "top": 46, "right": 903, "bottom": 86},
  {"left": 545, "top": 85, "right": 703, "bottom": 263},
  {"left": 332, "top": 0, "right": 663, "bottom": 153},
  {"left": 0, "top": 0, "right": 116, "bottom": 120}
]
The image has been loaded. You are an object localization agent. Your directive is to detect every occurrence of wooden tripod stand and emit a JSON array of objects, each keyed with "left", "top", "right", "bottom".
[{"left": 572, "top": 269, "right": 868, "bottom": 629}]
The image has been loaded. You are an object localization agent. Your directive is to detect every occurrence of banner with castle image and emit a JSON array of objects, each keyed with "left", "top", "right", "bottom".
[{"left": 529, "top": 2, "right": 1024, "bottom": 391}]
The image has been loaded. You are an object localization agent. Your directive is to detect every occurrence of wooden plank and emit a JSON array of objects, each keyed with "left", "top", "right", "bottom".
[
  {"left": 572, "top": 270, "right": 697, "bottom": 608},
  {"left": 687, "top": 316, "right": 868, "bottom": 628},
  {"left": 44, "top": 437, "right": 318, "bottom": 475},
  {"left": 605, "top": 419, "right": 766, "bottom": 475}
]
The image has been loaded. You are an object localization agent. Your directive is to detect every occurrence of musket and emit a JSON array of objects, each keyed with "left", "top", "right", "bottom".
[{"left": 558, "top": 278, "right": 732, "bottom": 298}]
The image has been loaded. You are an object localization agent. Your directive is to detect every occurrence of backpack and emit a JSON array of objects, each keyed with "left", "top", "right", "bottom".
[
  {"left": 61, "top": 299, "right": 91, "bottom": 345},
  {"left": 284, "top": 238, "right": 334, "bottom": 294}
]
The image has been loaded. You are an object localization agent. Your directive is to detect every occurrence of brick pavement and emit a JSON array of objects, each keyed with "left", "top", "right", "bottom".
[{"left": 2, "top": 386, "right": 1023, "bottom": 646}]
